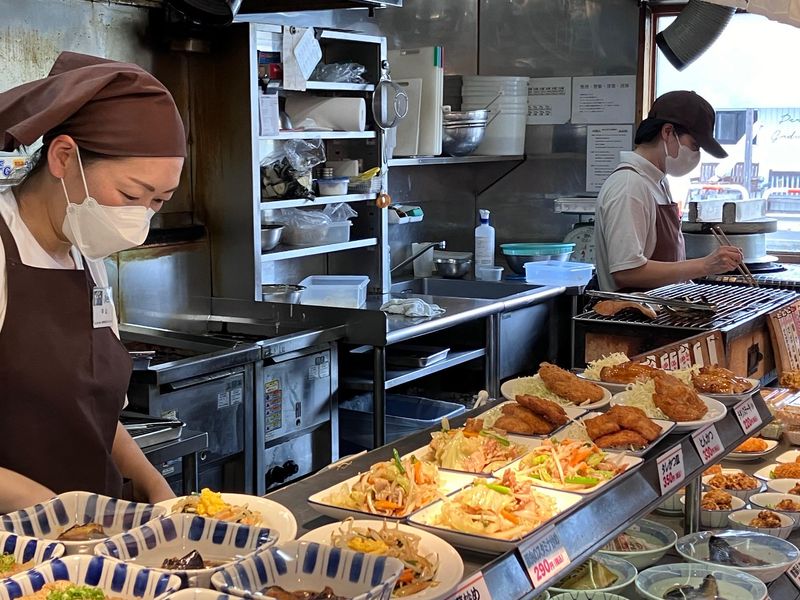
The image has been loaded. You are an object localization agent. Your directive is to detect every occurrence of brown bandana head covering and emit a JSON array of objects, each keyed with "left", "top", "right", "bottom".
[{"left": 0, "top": 51, "right": 186, "bottom": 157}]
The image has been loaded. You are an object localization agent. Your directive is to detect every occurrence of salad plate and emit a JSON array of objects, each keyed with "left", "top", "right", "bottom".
[
  {"left": 406, "top": 478, "right": 580, "bottom": 554},
  {"left": 307, "top": 456, "right": 474, "bottom": 522},
  {"left": 551, "top": 411, "right": 675, "bottom": 457},
  {"left": 299, "top": 520, "right": 463, "bottom": 600},
  {"left": 500, "top": 375, "right": 611, "bottom": 410},
  {"left": 496, "top": 438, "right": 643, "bottom": 495}
]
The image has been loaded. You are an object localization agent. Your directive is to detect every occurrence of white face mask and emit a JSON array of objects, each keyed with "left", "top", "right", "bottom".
[
  {"left": 664, "top": 131, "right": 701, "bottom": 177},
  {"left": 60, "top": 148, "right": 155, "bottom": 260}
]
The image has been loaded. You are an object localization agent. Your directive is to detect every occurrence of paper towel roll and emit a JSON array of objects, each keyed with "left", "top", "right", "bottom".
[{"left": 285, "top": 96, "right": 366, "bottom": 131}]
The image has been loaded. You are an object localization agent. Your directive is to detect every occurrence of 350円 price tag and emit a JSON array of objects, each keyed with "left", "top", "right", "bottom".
[
  {"left": 656, "top": 445, "right": 685, "bottom": 495},
  {"left": 734, "top": 397, "right": 762, "bottom": 435},
  {"left": 519, "top": 525, "right": 571, "bottom": 588},
  {"left": 691, "top": 423, "right": 723, "bottom": 465}
]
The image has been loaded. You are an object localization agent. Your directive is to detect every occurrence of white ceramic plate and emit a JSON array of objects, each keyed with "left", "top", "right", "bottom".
[
  {"left": 500, "top": 375, "right": 611, "bottom": 410},
  {"left": 405, "top": 435, "right": 538, "bottom": 476},
  {"left": 406, "top": 485, "right": 581, "bottom": 553},
  {"left": 495, "top": 440, "right": 644, "bottom": 495},
  {"left": 551, "top": 411, "right": 675, "bottom": 457},
  {"left": 752, "top": 463, "right": 800, "bottom": 481},
  {"left": 776, "top": 449, "right": 800, "bottom": 464},
  {"left": 155, "top": 494, "right": 297, "bottom": 543},
  {"left": 307, "top": 469, "right": 475, "bottom": 522},
  {"left": 477, "top": 401, "right": 586, "bottom": 437},
  {"left": 610, "top": 391, "right": 726, "bottom": 433},
  {"left": 726, "top": 439, "right": 779, "bottom": 462},
  {"left": 700, "top": 379, "right": 760, "bottom": 406},
  {"left": 298, "top": 520, "right": 464, "bottom": 600}
]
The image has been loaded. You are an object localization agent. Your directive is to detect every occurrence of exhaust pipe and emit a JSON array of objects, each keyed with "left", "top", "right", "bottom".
[{"left": 656, "top": 0, "right": 736, "bottom": 71}]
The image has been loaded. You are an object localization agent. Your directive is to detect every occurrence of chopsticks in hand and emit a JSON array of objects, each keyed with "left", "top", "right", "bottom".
[{"left": 709, "top": 226, "right": 759, "bottom": 287}]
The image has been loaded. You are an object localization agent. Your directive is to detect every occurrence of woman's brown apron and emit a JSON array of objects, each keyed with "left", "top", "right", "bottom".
[{"left": 0, "top": 214, "right": 130, "bottom": 496}]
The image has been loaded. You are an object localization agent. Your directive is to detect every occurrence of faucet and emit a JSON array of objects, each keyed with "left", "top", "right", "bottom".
[{"left": 390, "top": 241, "right": 446, "bottom": 275}]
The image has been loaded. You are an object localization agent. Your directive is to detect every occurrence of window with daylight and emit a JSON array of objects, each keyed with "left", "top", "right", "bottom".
[{"left": 655, "top": 12, "right": 800, "bottom": 253}]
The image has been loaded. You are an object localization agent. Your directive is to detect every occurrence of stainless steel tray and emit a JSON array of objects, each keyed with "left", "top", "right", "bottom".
[
  {"left": 121, "top": 412, "right": 184, "bottom": 449},
  {"left": 386, "top": 344, "right": 451, "bottom": 368}
]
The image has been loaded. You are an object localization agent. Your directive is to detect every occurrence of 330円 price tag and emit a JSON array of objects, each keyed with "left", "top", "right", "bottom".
[
  {"left": 657, "top": 445, "right": 685, "bottom": 496},
  {"left": 734, "top": 397, "right": 762, "bottom": 435},
  {"left": 691, "top": 423, "right": 723, "bottom": 465},
  {"left": 519, "top": 525, "right": 571, "bottom": 588}
]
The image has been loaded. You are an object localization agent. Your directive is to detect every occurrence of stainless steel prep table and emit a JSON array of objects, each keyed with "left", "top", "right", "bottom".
[
  {"left": 264, "top": 392, "right": 772, "bottom": 599},
  {"left": 215, "top": 283, "right": 569, "bottom": 449}
]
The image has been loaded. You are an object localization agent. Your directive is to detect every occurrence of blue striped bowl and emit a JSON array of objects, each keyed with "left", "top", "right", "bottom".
[
  {"left": 96, "top": 515, "right": 278, "bottom": 589},
  {"left": 0, "top": 554, "right": 181, "bottom": 600},
  {"left": 0, "top": 532, "right": 65, "bottom": 577},
  {"left": 210, "top": 541, "right": 404, "bottom": 600},
  {"left": 0, "top": 492, "right": 165, "bottom": 555}
]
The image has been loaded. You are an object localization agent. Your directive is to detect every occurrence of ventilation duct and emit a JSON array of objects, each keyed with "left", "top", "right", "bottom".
[
  {"left": 703, "top": 0, "right": 800, "bottom": 28},
  {"left": 656, "top": 0, "right": 736, "bottom": 70},
  {"left": 165, "top": 0, "right": 243, "bottom": 26}
]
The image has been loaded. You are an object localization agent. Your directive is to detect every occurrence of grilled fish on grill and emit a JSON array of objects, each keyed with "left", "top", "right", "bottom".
[{"left": 593, "top": 299, "right": 658, "bottom": 319}]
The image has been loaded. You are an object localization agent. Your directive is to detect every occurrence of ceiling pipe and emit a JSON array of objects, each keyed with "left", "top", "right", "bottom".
[{"left": 656, "top": 0, "right": 736, "bottom": 70}]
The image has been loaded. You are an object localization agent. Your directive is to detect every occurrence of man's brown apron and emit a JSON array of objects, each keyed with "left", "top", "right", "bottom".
[{"left": 0, "top": 214, "right": 130, "bottom": 496}]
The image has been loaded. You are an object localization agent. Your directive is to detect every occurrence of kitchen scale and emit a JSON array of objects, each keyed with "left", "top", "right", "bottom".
[{"left": 554, "top": 196, "right": 597, "bottom": 264}]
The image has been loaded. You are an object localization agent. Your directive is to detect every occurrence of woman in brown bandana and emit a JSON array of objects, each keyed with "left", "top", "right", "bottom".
[{"left": 0, "top": 52, "right": 186, "bottom": 511}]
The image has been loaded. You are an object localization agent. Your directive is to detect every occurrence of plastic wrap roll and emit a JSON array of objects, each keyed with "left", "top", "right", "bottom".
[{"left": 285, "top": 96, "right": 366, "bottom": 131}]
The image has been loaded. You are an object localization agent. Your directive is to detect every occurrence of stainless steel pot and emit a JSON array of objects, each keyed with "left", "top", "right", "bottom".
[
  {"left": 433, "top": 257, "right": 472, "bottom": 279},
  {"left": 261, "top": 223, "right": 284, "bottom": 252},
  {"left": 261, "top": 284, "right": 305, "bottom": 303}
]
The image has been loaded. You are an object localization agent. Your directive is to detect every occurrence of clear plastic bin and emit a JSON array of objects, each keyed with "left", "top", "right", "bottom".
[
  {"left": 524, "top": 260, "right": 594, "bottom": 286},
  {"left": 322, "top": 221, "right": 352, "bottom": 244},
  {"left": 339, "top": 394, "right": 466, "bottom": 451},
  {"left": 298, "top": 275, "right": 369, "bottom": 308}
]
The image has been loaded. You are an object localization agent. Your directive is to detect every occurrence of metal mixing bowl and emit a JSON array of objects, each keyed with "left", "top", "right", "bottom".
[
  {"left": 261, "top": 284, "right": 305, "bottom": 303},
  {"left": 442, "top": 123, "right": 487, "bottom": 157},
  {"left": 261, "top": 223, "right": 284, "bottom": 252},
  {"left": 443, "top": 108, "right": 490, "bottom": 123},
  {"left": 433, "top": 257, "right": 472, "bottom": 279}
]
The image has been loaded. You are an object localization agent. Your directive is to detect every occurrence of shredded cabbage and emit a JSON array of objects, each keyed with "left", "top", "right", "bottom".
[
  {"left": 511, "top": 375, "right": 570, "bottom": 405},
  {"left": 616, "top": 380, "right": 667, "bottom": 419},
  {"left": 671, "top": 365, "right": 700, "bottom": 385},
  {"left": 583, "top": 353, "right": 630, "bottom": 380}
]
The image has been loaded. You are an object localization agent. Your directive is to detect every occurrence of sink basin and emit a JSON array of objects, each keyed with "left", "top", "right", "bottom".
[{"left": 390, "top": 278, "right": 542, "bottom": 300}]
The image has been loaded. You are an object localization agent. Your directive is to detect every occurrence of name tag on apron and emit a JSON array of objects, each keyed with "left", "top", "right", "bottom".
[{"left": 92, "top": 286, "right": 114, "bottom": 329}]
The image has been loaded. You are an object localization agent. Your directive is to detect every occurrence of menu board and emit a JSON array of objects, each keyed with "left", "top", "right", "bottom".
[
  {"left": 632, "top": 330, "right": 727, "bottom": 369},
  {"left": 767, "top": 299, "right": 800, "bottom": 373}
]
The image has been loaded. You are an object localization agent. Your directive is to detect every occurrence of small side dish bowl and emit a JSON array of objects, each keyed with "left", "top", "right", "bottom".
[{"left": 727, "top": 509, "right": 795, "bottom": 540}]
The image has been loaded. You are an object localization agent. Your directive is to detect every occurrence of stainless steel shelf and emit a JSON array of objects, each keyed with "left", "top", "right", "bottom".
[
  {"left": 388, "top": 155, "right": 524, "bottom": 167},
  {"left": 259, "top": 131, "right": 377, "bottom": 141},
  {"left": 260, "top": 238, "right": 378, "bottom": 262},
  {"left": 305, "top": 82, "right": 375, "bottom": 92},
  {"left": 267, "top": 392, "right": 773, "bottom": 598},
  {"left": 342, "top": 348, "right": 486, "bottom": 390},
  {"left": 260, "top": 193, "right": 376, "bottom": 210}
]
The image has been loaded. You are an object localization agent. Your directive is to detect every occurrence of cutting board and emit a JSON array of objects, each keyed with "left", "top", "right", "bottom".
[
  {"left": 393, "top": 78, "right": 422, "bottom": 156},
  {"left": 389, "top": 47, "right": 443, "bottom": 156}
]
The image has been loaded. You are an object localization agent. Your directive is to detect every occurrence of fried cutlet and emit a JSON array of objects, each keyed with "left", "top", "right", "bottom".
[
  {"left": 498, "top": 404, "right": 554, "bottom": 435},
  {"left": 653, "top": 373, "right": 708, "bottom": 422},
  {"left": 584, "top": 413, "right": 620, "bottom": 440},
  {"left": 600, "top": 361, "right": 662, "bottom": 384},
  {"left": 538, "top": 362, "right": 604, "bottom": 405},
  {"left": 515, "top": 394, "right": 568, "bottom": 426},
  {"left": 594, "top": 430, "right": 649, "bottom": 449},
  {"left": 606, "top": 405, "right": 662, "bottom": 442}
]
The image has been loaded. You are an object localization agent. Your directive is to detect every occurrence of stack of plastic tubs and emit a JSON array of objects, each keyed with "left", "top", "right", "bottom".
[{"left": 461, "top": 76, "right": 529, "bottom": 155}]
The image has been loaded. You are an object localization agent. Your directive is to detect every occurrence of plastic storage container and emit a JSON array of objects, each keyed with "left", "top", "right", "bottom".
[
  {"left": 523, "top": 260, "right": 594, "bottom": 286},
  {"left": 283, "top": 222, "right": 330, "bottom": 246},
  {"left": 322, "top": 221, "right": 352, "bottom": 243},
  {"left": 299, "top": 275, "right": 369, "bottom": 308},
  {"left": 317, "top": 177, "right": 349, "bottom": 196},
  {"left": 339, "top": 394, "right": 466, "bottom": 452}
]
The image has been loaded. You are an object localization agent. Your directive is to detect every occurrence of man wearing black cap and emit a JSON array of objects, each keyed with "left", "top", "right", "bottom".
[{"left": 594, "top": 90, "right": 744, "bottom": 291}]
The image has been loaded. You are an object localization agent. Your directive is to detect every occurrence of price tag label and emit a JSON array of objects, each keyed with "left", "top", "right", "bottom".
[
  {"left": 656, "top": 445, "right": 685, "bottom": 496},
  {"left": 444, "top": 572, "right": 492, "bottom": 600},
  {"left": 518, "top": 525, "right": 571, "bottom": 588},
  {"left": 788, "top": 561, "right": 800, "bottom": 590},
  {"left": 734, "top": 397, "right": 762, "bottom": 435},
  {"left": 691, "top": 423, "right": 723, "bottom": 465}
]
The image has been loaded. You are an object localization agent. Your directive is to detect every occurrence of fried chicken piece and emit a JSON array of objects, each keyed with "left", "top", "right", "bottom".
[
  {"left": 600, "top": 361, "right": 662, "bottom": 384},
  {"left": 704, "top": 464, "right": 723, "bottom": 476},
  {"left": 594, "top": 430, "right": 649, "bottom": 450},
  {"left": 701, "top": 488, "right": 733, "bottom": 510},
  {"left": 653, "top": 374, "right": 708, "bottom": 421},
  {"left": 692, "top": 365, "right": 752, "bottom": 395},
  {"left": 790, "top": 483, "right": 800, "bottom": 496},
  {"left": 464, "top": 417, "right": 484, "bottom": 433},
  {"left": 584, "top": 413, "right": 620, "bottom": 440},
  {"left": 594, "top": 299, "right": 657, "bottom": 319},
  {"left": 735, "top": 437, "right": 768, "bottom": 453},
  {"left": 498, "top": 404, "right": 554, "bottom": 435},
  {"left": 515, "top": 394, "right": 568, "bottom": 426},
  {"left": 774, "top": 463, "right": 800, "bottom": 479},
  {"left": 750, "top": 510, "right": 782, "bottom": 528},
  {"left": 606, "top": 405, "right": 662, "bottom": 442},
  {"left": 538, "top": 362, "right": 604, "bottom": 405},
  {"left": 708, "top": 472, "right": 759, "bottom": 490},
  {"left": 781, "top": 371, "right": 800, "bottom": 390},
  {"left": 776, "top": 498, "right": 800, "bottom": 511}
]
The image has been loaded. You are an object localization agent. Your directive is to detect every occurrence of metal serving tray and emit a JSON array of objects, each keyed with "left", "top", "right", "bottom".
[
  {"left": 121, "top": 412, "right": 184, "bottom": 449},
  {"left": 386, "top": 344, "right": 451, "bottom": 368}
]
